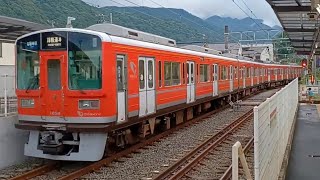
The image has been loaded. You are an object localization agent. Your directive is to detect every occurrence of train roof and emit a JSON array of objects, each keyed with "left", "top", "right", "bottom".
[{"left": 16, "top": 27, "right": 301, "bottom": 68}]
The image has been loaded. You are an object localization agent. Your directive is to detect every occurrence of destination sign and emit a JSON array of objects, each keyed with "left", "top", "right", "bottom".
[
  {"left": 18, "top": 34, "right": 40, "bottom": 51},
  {"left": 42, "top": 32, "right": 67, "bottom": 50}
]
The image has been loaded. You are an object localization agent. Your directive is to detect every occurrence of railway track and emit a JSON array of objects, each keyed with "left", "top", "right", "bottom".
[
  {"left": 7, "top": 105, "right": 230, "bottom": 180},
  {"left": 6, "top": 88, "right": 277, "bottom": 180},
  {"left": 220, "top": 138, "right": 254, "bottom": 180},
  {"left": 153, "top": 109, "right": 254, "bottom": 180},
  {"left": 6, "top": 161, "right": 59, "bottom": 180}
]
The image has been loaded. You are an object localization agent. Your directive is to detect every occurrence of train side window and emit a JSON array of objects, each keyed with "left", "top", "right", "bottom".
[
  {"left": 220, "top": 66, "right": 223, "bottom": 80},
  {"left": 183, "top": 63, "right": 185, "bottom": 84},
  {"left": 197, "top": 64, "right": 199, "bottom": 82},
  {"left": 139, "top": 59, "right": 145, "bottom": 89},
  {"left": 164, "top": 62, "right": 171, "bottom": 86},
  {"left": 199, "top": 64, "right": 209, "bottom": 82},
  {"left": 159, "top": 61, "right": 162, "bottom": 87},
  {"left": 234, "top": 66, "right": 238, "bottom": 79},
  {"left": 164, "top": 61, "right": 181, "bottom": 86},
  {"left": 172, "top": 62, "right": 180, "bottom": 85}
]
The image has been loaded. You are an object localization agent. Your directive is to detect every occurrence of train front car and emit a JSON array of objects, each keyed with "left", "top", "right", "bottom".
[{"left": 15, "top": 29, "right": 115, "bottom": 161}]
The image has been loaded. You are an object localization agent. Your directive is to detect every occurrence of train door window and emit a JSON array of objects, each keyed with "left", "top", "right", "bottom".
[
  {"left": 158, "top": 61, "right": 162, "bottom": 87},
  {"left": 139, "top": 59, "right": 145, "bottom": 89},
  {"left": 148, "top": 60, "right": 154, "bottom": 88},
  {"left": 47, "top": 59, "right": 61, "bottom": 90},
  {"left": 187, "top": 63, "right": 190, "bottom": 84},
  {"left": 117, "top": 56, "right": 126, "bottom": 91},
  {"left": 191, "top": 63, "right": 194, "bottom": 83},
  {"left": 234, "top": 67, "right": 238, "bottom": 79}
]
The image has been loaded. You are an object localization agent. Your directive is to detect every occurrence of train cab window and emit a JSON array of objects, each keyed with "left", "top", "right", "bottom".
[
  {"left": 68, "top": 32, "right": 102, "bottom": 90},
  {"left": 199, "top": 64, "right": 210, "bottom": 82},
  {"left": 246, "top": 68, "right": 250, "bottom": 78},
  {"left": 159, "top": 61, "right": 162, "bottom": 87},
  {"left": 164, "top": 61, "right": 181, "bottom": 86},
  {"left": 16, "top": 33, "right": 40, "bottom": 90}
]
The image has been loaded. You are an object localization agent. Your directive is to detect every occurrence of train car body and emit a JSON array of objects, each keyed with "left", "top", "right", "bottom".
[{"left": 15, "top": 24, "right": 303, "bottom": 161}]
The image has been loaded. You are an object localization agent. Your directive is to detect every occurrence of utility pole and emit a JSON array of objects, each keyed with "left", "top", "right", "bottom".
[
  {"left": 110, "top": 13, "right": 113, "bottom": 24},
  {"left": 224, "top": 25, "right": 229, "bottom": 53}
]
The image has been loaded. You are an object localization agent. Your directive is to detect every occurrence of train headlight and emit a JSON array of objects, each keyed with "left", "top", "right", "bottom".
[
  {"left": 21, "top": 99, "right": 35, "bottom": 108},
  {"left": 79, "top": 100, "right": 100, "bottom": 109}
]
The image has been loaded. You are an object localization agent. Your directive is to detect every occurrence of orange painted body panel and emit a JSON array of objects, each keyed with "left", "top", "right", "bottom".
[{"left": 17, "top": 38, "right": 303, "bottom": 122}]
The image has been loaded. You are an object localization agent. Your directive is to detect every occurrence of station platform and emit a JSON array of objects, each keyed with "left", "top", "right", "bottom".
[{"left": 286, "top": 104, "right": 320, "bottom": 180}]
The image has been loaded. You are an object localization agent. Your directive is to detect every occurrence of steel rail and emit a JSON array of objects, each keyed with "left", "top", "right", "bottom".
[
  {"left": 9, "top": 161, "right": 60, "bottom": 180},
  {"left": 153, "top": 110, "right": 253, "bottom": 180},
  {"left": 219, "top": 137, "right": 254, "bottom": 180},
  {"left": 58, "top": 105, "right": 230, "bottom": 180}
]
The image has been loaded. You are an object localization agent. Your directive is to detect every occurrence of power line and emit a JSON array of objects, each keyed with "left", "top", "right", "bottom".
[
  {"left": 105, "top": 0, "right": 210, "bottom": 42},
  {"left": 232, "top": 0, "right": 269, "bottom": 36},
  {"left": 146, "top": 0, "right": 240, "bottom": 43}
]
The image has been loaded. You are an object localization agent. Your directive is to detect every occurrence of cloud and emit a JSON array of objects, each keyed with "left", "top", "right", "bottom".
[{"left": 83, "top": 0, "right": 281, "bottom": 26}]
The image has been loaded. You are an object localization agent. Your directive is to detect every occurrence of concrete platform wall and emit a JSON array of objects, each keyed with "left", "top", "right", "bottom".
[{"left": 0, "top": 115, "right": 28, "bottom": 169}]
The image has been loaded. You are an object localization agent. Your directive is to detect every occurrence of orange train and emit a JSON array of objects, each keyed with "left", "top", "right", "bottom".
[{"left": 15, "top": 24, "right": 302, "bottom": 161}]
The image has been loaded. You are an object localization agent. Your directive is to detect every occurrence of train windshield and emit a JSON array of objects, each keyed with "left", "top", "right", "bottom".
[
  {"left": 16, "top": 34, "right": 40, "bottom": 90},
  {"left": 68, "top": 32, "right": 102, "bottom": 90},
  {"left": 16, "top": 31, "right": 102, "bottom": 91}
]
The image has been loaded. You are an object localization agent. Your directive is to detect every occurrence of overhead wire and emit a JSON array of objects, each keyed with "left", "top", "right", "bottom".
[
  {"left": 146, "top": 0, "right": 240, "bottom": 43},
  {"left": 232, "top": 0, "right": 296, "bottom": 60},
  {"left": 106, "top": 0, "right": 217, "bottom": 42}
]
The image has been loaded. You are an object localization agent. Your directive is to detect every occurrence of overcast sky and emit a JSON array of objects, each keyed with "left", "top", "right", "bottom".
[{"left": 83, "top": 0, "right": 281, "bottom": 27}]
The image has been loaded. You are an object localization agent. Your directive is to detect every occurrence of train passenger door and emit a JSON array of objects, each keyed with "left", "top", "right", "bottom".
[
  {"left": 213, "top": 64, "right": 218, "bottom": 96},
  {"left": 139, "top": 57, "right": 155, "bottom": 117},
  {"left": 116, "top": 55, "right": 128, "bottom": 123},
  {"left": 268, "top": 69, "right": 271, "bottom": 82},
  {"left": 187, "top": 61, "right": 195, "bottom": 103},
  {"left": 43, "top": 55, "right": 65, "bottom": 118},
  {"left": 229, "top": 65, "right": 233, "bottom": 92}
]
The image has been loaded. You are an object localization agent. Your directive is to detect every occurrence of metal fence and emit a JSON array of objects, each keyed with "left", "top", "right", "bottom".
[
  {"left": 253, "top": 78, "right": 298, "bottom": 180},
  {"left": 0, "top": 74, "right": 17, "bottom": 117}
]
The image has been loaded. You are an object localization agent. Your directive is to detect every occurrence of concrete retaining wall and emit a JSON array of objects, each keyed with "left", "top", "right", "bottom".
[{"left": 0, "top": 115, "right": 28, "bottom": 169}]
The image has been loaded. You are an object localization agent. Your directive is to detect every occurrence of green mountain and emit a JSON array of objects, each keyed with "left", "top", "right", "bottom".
[{"left": 0, "top": 0, "right": 277, "bottom": 43}]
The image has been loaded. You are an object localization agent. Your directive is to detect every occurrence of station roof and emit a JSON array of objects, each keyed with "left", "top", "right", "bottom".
[
  {"left": 266, "top": 0, "right": 317, "bottom": 55},
  {"left": 0, "top": 15, "right": 48, "bottom": 43}
]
